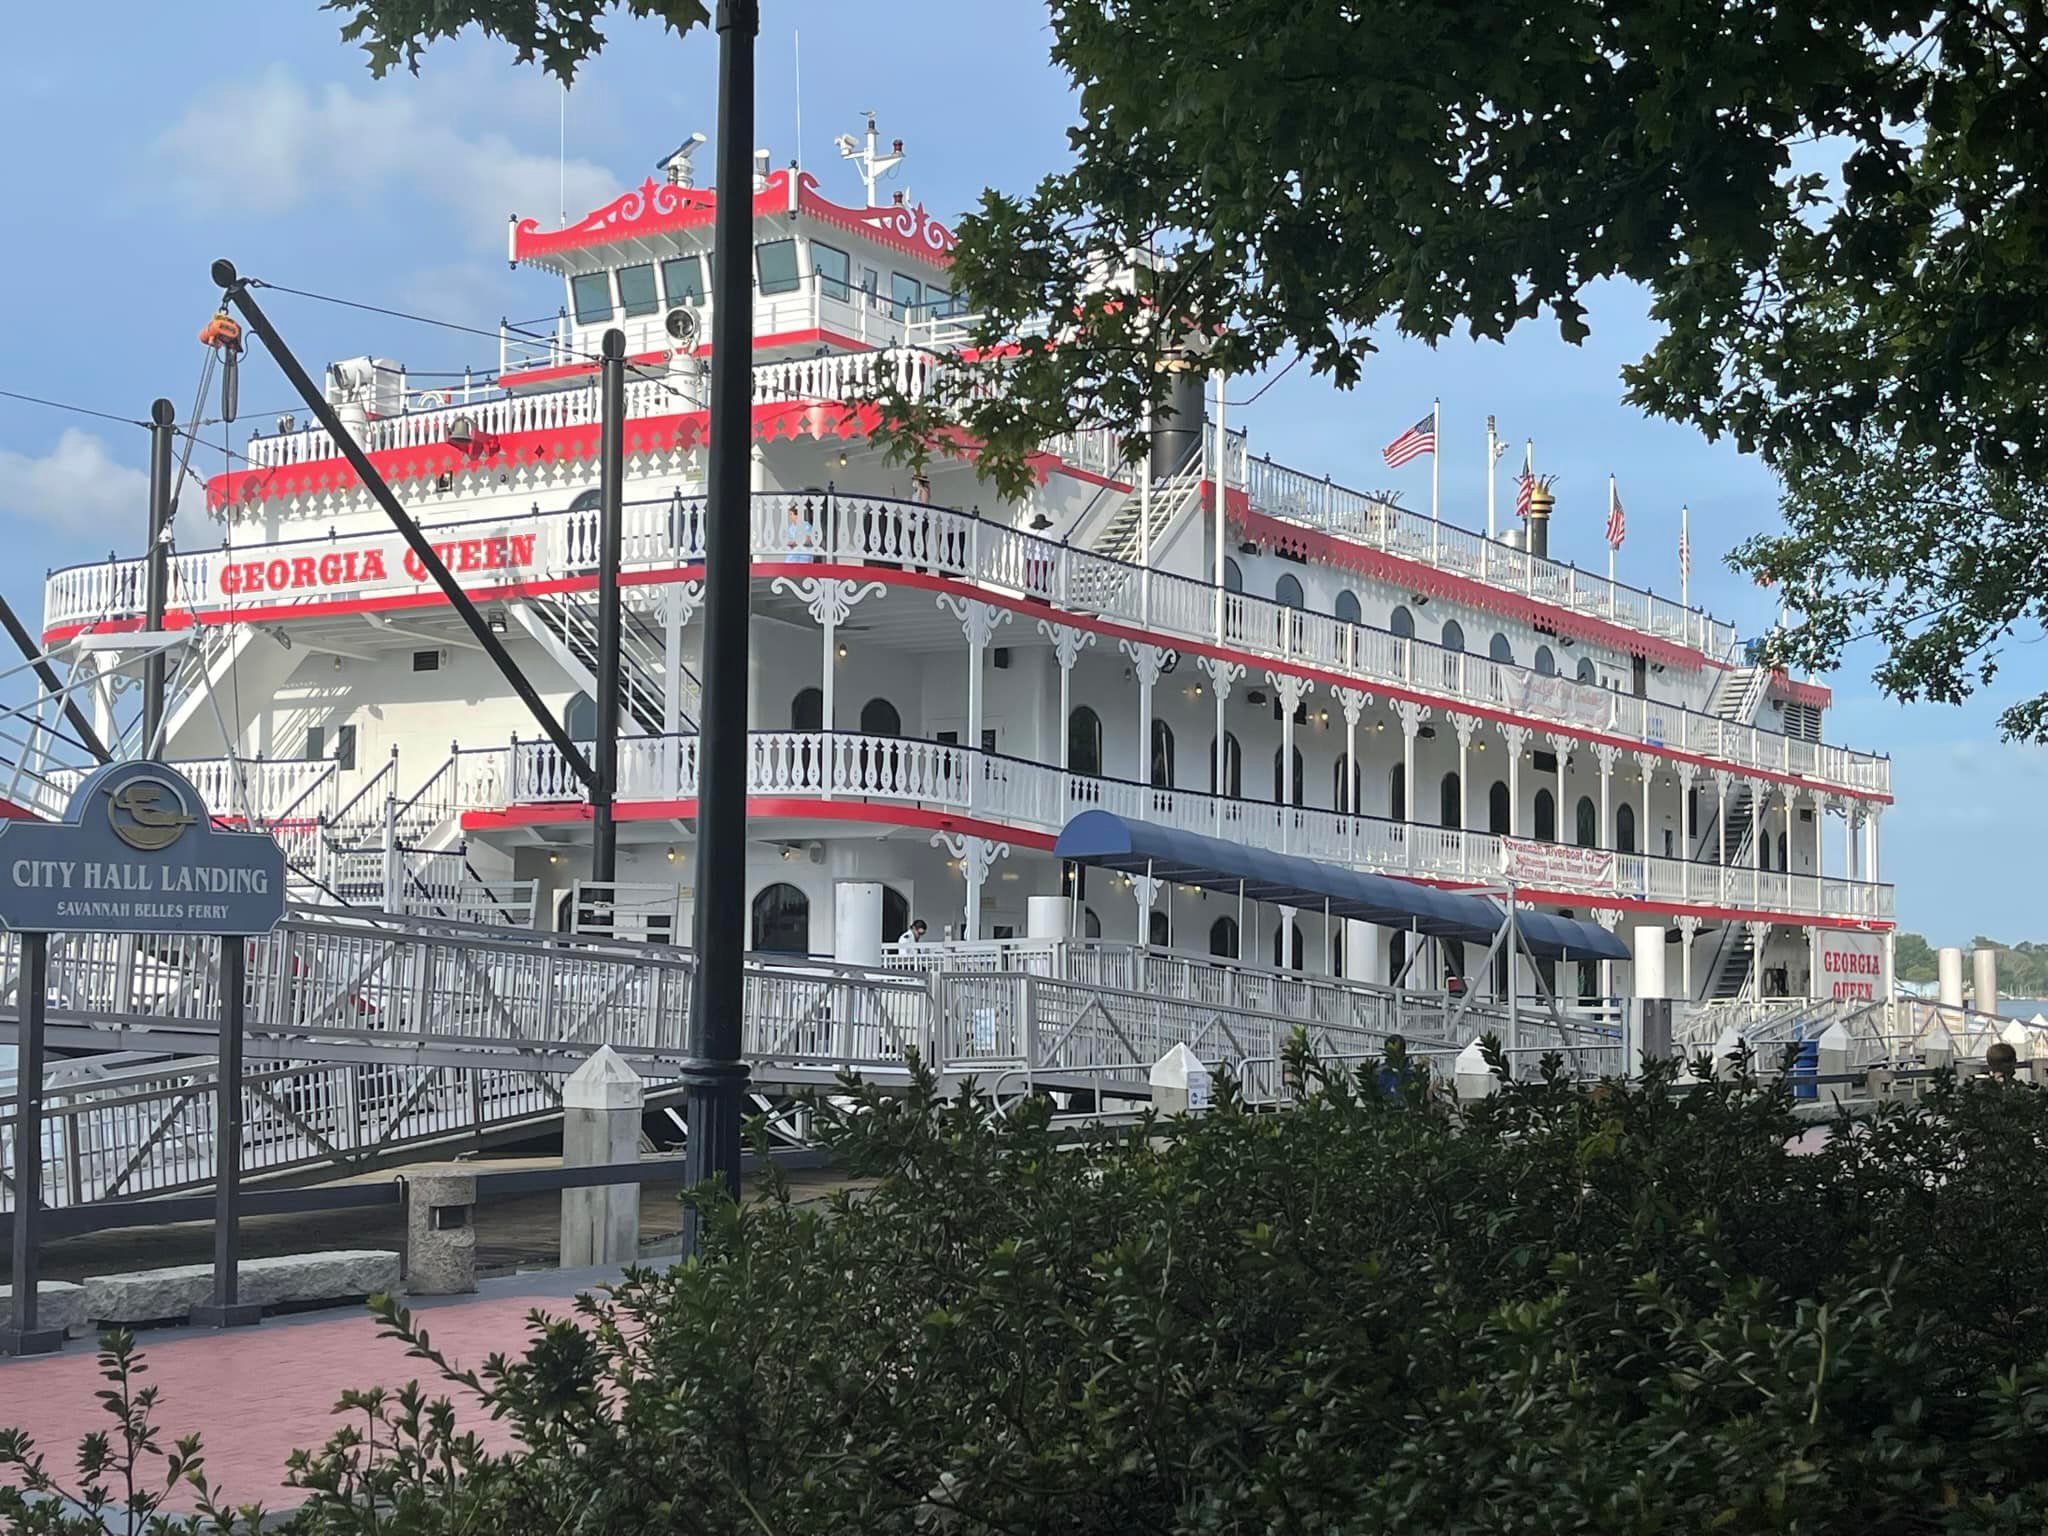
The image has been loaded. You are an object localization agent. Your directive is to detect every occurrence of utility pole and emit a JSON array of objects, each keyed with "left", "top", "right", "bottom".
[
  {"left": 681, "top": 0, "right": 760, "bottom": 1255},
  {"left": 592, "top": 329, "right": 626, "bottom": 882},
  {"left": 141, "top": 397, "right": 176, "bottom": 756}
]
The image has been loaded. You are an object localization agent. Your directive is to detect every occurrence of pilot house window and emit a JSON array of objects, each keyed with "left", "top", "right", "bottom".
[
  {"left": 756, "top": 240, "right": 802, "bottom": 296},
  {"left": 661, "top": 256, "right": 705, "bottom": 306},
  {"left": 570, "top": 272, "right": 613, "bottom": 325},
  {"left": 812, "top": 243, "right": 852, "bottom": 301},
  {"left": 616, "top": 264, "right": 660, "bottom": 318}
]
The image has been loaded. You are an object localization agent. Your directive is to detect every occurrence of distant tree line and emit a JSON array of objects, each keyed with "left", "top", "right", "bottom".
[{"left": 1895, "top": 933, "right": 2048, "bottom": 996}]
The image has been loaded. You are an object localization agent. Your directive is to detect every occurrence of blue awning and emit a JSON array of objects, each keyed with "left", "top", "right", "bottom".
[{"left": 1052, "top": 810, "right": 1630, "bottom": 962}]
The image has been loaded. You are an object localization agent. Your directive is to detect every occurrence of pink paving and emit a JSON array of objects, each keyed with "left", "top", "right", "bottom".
[{"left": 0, "top": 1289, "right": 575, "bottom": 1513}]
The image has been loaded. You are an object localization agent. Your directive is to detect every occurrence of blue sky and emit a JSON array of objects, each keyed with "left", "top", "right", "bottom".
[{"left": 1, "top": 0, "right": 2040, "bottom": 942}]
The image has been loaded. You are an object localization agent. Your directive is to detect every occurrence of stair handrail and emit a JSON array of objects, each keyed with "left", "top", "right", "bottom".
[{"left": 322, "top": 751, "right": 400, "bottom": 846}]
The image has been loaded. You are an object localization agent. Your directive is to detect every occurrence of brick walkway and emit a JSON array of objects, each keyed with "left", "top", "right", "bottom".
[{"left": 0, "top": 1266, "right": 621, "bottom": 1515}]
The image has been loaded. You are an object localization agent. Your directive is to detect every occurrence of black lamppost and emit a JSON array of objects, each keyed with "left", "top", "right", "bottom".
[{"left": 680, "top": 0, "right": 760, "bottom": 1252}]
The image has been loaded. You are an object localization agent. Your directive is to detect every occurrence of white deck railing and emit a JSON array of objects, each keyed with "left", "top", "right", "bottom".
[
  {"left": 446, "top": 729, "right": 1893, "bottom": 924},
  {"left": 44, "top": 492, "right": 1891, "bottom": 799},
  {"left": 1217, "top": 427, "right": 1739, "bottom": 660}
]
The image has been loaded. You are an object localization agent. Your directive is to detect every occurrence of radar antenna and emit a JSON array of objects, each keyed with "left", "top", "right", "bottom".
[{"left": 833, "top": 111, "right": 904, "bottom": 208}]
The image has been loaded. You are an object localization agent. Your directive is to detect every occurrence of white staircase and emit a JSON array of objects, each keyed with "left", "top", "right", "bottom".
[
  {"left": 511, "top": 591, "right": 695, "bottom": 735},
  {"left": 1708, "top": 664, "right": 1770, "bottom": 727}
]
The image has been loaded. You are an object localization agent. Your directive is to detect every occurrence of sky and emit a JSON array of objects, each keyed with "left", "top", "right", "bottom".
[{"left": 0, "top": 0, "right": 2040, "bottom": 944}]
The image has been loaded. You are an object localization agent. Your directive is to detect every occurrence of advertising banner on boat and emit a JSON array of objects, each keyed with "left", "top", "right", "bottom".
[
  {"left": 1508, "top": 668, "right": 1610, "bottom": 728},
  {"left": 1811, "top": 928, "right": 1885, "bottom": 1002},
  {"left": 0, "top": 763, "right": 285, "bottom": 936},
  {"left": 212, "top": 527, "right": 541, "bottom": 602},
  {"left": 1500, "top": 836, "right": 1616, "bottom": 889}
]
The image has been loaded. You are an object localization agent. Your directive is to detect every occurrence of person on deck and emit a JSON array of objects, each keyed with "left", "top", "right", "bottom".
[{"left": 898, "top": 918, "right": 929, "bottom": 947}]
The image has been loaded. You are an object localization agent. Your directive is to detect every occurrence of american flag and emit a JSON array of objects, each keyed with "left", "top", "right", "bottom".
[
  {"left": 1514, "top": 468, "right": 1534, "bottom": 520},
  {"left": 1382, "top": 413, "right": 1436, "bottom": 469},
  {"left": 1605, "top": 485, "right": 1626, "bottom": 550}
]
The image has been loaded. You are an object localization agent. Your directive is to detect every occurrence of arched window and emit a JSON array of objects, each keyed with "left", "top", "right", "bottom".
[
  {"left": 1440, "top": 771, "right": 1462, "bottom": 829},
  {"left": 1209, "top": 915, "right": 1240, "bottom": 958},
  {"left": 1068, "top": 706, "right": 1103, "bottom": 777},
  {"left": 1390, "top": 605, "right": 1415, "bottom": 639},
  {"left": 1489, "top": 633, "right": 1515, "bottom": 665},
  {"left": 1442, "top": 619, "right": 1465, "bottom": 653},
  {"left": 1148, "top": 910, "right": 1171, "bottom": 948},
  {"left": 750, "top": 882, "right": 810, "bottom": 954},
  {"left": 1083, "top": 906, "right": 1102, "bottom": 939},
  {"left": 1535, "top": 645, "right": 1556, "bottom": 677},
  {"left": 1777, "top": 831, "right": 1789, "bottom": 871},
  {"left": 1616, "top": 802, "right": 1637, "bottom": 854},
  {"left": 1488, "top": 780, "right": 1511, "bottom": 835},
  {"left": 1576, "top": 656, "right": 1597, "bottom": 685},
  {"left": 1223, "top": 558, "right": 1243, "bottom": 593},
  {"left": 1272, "top": 745, "right": 1304, "bottom": 805},
  {"left": 860, "top": 697, "right": 901, "bottom": 737},
  {"left": 1334, "top": 589, "right": 1361, "bottom": 624},
  {"left": 564, "top": 690, "right": 596, "bottom": 740},
  {"left": 1333, "top": 753, "right": 1362, "bottom": 813},
  {"left": 1273, "top": 921, "right": 1305, "bottom": 970},
  {"left": 1210, "top": 732, "right": 1242, "bottom": 797},
  {"left": 1534, "top": 787, "right": 1557, "bottom": 842},
  {"left": 883, "top": 885, "right": 910, "bottom": 941},
  {"left": 1150, "top": 718, "right": 1175, "bottom": 788},
  {"left": 791, "top": 686, "right": 823, "bottom": 730},
  {"left": 1389, "top": 762, "right": 1406, "bottom": 821},
  {"left": 1275, "top": 573, "right": 1305, "bottom": 609},
  {"left": 1575, "top": 795, "right": 1598, "bottom": 848}
]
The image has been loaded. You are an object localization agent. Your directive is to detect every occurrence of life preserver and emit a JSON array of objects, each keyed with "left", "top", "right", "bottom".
[{"left": 417, "top": 390, "right": 449, "bottom": 409}]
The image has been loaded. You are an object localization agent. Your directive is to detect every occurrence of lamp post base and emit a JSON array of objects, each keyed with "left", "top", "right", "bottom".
[
  {"left": 0, "top": 1325, "right": 65, "bottom": 1357},
  {"left": 188, "top": 1301, "right": 263, "bottom": 1329}
]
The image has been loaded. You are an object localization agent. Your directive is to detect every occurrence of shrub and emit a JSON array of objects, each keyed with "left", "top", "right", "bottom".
[{"left": 9, "top": 1042, "right": 2048, "bottom": 1533}]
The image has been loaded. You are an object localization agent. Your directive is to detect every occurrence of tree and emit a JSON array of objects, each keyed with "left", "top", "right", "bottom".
[
  {"left": 324, "top": 0, "right": 2048, "bottom": 734},
  {"left": 13, "top": 1048, "right": 2048, "bottom": 1532}
]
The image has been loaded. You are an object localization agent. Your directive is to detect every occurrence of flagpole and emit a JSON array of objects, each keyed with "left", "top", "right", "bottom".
[
  {"left": 1430, "top": 397, "right": 1441, "bottom": 525},
  {"left": 1485, "top": 414, "right": 1497, "bottom": 539},
  {"left": 1607, "top": 474, "right": 1617, "bottom": 587},
  {"left": 1679, "top": 503, "right": 1690, "bottom": 639}
]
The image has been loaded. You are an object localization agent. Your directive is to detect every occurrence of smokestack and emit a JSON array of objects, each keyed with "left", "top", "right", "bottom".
[
  {"left": 1150, "top": 352, "right": 1206, "bottom": 483},
  {"left": 1526, "top": 483, "right": 1554, "bottom": 559}
]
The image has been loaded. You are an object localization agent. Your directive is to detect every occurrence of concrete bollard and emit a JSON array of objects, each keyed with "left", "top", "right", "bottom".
[
  {"left": 405, "top": 1167, "right": 478, "bottom": 1296},
  {"left": 1149, "top": 1043, "right": 1212, "bottom": 1115},
  {"left": 1815, "top": 1020, "right": 1853, "bottom": 1101},
  {"left": 1863, "top": 1066, "right": 1894, "bottom": 1101},
  {"left": 561, "top": 1045, "right": 645, "bottom": 1269},
  {"left": 1713, "top": 1025, "right": 1748, "bottom": 1082},
  {"left": 1453, "top": 1038, "right": 1498, "bottom": 1102}
]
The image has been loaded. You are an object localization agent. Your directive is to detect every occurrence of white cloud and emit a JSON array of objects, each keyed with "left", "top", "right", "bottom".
[
  {"left": 151, "top": 70, "right": 617, "bottom": 247},
  {"left": 0, "top": 430, "right": 151, "bottom": 542}
]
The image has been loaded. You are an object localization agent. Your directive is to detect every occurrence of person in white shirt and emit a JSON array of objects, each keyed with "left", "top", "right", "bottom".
[{"left": 898, "top": 918, "right": 928, "bottom": 946}]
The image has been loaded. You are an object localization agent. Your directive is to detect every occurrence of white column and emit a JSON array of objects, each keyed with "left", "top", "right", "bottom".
[
  {"left": 940, "top": 596, "right": 1011, "bottom": 806},
  {"left": 1748, "top": 920, "right": 1768, "bottom": 1000},
  {"left": 932, "top": 832, "right": 1009, "bottom": 943},
  {"left": 1123, "top": 641, "right": 1176, "bottom": 786},
  {"left": 1267, "top": 672, "right": 1316, "bottom": 845},
  {"left": 1395, "top": 702, "right": 1432, "bottom": 854},
  {"left": 1502, "top": 724, "right": 1531, "bottom": 835},
  {"left": 1201, "top": 658, "right": 1246, "bottom": 829},
  {"left": 1863, "top": 804, "right": 1879, "bottom": 884},
  {"left": 1677, "top": 915, "right": 1703, "bottom": 1001},
  {"left": 1449, "top": 712, "right": 1479, "bottom": 836},
  {"left": 1040, "top": 621, "right": 1096, "bottom": 817},
  {"left": 1595, "top": 743, "right": 1619, "bottom": 848},
  {"left": 774, "top": 577, "right": 883, "bottom": 793},
  {"left": 834, "top": 880, "right": 884, "bottom": 967},
  {"left": 749, "top": 441, "right": 768, "bottom": 494},
  {"left": 1843, "top": 800, "right": 1857, "bottom": 881},
  {"left": 1714, "top": 772, "right": 1730, "bottom": 867},
  {"left": 1634, "top": 752, "right": 1654, "bottom": 862},
  {"left": 1212, "top": 371, "right": 1228, "bottom": 644}
]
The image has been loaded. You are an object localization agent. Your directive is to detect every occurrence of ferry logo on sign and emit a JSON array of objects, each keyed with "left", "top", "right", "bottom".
[
  {"left": 105, "top": 774, "right": 201, "bottom": 852},
  {"left": 0, "top": 762, "right": 286, "bottom": 936}
]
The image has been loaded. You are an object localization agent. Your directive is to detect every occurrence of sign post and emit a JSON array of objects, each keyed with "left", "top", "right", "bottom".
[{"left": 0, "top": 762, "right": 284, "bottom": 1352}]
